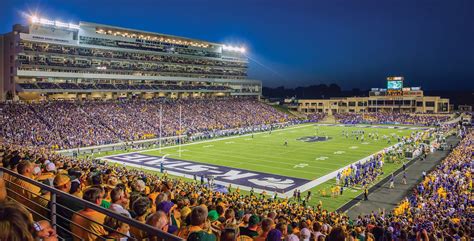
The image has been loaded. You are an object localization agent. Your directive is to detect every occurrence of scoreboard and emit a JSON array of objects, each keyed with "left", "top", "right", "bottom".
[{"left": 387, "top": 76, "right": 404, "bottom": 90}]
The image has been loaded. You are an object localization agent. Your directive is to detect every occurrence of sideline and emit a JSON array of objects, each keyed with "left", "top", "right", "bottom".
[{"left": 100, "top": 123, "right": 314, "bottom": 159}]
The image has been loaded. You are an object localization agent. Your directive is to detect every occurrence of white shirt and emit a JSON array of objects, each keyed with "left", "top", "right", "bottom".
[{"left": 110, "top": 203, "right": 131, "bottom": 218}]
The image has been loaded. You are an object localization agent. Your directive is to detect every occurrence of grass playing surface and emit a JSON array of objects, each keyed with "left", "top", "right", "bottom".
[
  {"left": 99, "top": 124, "right": 420, "bottom": 211},
  {"left": 140, "top": 124, "right": 414, "bottom": 180}
]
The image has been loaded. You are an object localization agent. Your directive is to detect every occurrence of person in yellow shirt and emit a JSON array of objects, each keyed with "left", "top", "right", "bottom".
[
  {"left": 130, "top": 197, "right": 152, "bottom": 240},
  {"left": 71, "top": 187, "right": 107, "bottom": 241},
  {"left": 12, "top": 160, "right": 41, "bottom": 207}
]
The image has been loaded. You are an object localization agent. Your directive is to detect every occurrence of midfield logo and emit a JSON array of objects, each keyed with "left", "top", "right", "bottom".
[{"left": 105, "top": 153, "right": 310, "bottom": 192}]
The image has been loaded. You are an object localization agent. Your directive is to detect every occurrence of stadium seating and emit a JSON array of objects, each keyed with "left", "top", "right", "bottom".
[
  {"left": 0, "top": 99, "right": 296, "bottom": 149},
  {"left": 0, "top": 127, "right": 470, "bottom": 241},
  {"left": 334, "top": 112, "right": 450, "bottom": 126}
]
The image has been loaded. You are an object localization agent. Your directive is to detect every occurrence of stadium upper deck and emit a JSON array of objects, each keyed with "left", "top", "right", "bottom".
[{"left": 0, "top": 16, "right": 261, "bottom": 101}]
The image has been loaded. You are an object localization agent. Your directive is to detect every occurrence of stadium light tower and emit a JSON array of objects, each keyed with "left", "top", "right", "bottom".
[{"left": 222, "top": 44, "right": 246, "bottom": 53}]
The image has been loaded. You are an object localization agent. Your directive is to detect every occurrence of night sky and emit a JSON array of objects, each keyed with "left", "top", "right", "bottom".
[{"left": 1, "top": 0, "right": 473, "bottom": 90}]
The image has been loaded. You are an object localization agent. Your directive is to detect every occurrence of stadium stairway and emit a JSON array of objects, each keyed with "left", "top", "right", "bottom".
[
  {"left": 319, "top": 114, "right": 337, "bottom": 124},
  {"left": 288, "top": 110, "right": 306, "bottom": 118}
]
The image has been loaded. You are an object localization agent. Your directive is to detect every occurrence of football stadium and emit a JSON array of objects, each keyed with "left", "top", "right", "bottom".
[{"left": 0, "top": 7, "right": 472, "bottom": 241}]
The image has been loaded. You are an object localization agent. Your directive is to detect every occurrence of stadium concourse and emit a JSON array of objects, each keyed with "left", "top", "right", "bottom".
[{"left": 0, "top": 99, "right": 471, "bottom": 241}]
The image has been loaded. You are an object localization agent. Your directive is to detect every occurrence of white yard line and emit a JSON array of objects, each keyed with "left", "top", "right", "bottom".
[
  {"left": 101, "top": 124, "right": 423, "bottom": 198},
  {"left": 101, "top": 123, "right": 314, "bottom": 159},
  {"left": 281, "top": 141, "right": 405, "bottom": 197}
]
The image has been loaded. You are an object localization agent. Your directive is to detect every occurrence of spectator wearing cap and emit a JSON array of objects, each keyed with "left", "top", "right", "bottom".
[
  {"left": 109, "top": 186, "right": 131, "bottom": 218},
  {"left": 208, "top": 210, "right": 222, "bottom": 238},
  {"left": 71, "top": 187, "right": 107, "bottom": 241},
  {"left": 37, "top": 162, "right": 56, "bottom": 186},
  {"left": 239, "top": 214, "right": 260, "bottom": 238},
  {"left": 50, "top": 174, "right": 84, "bottom": 241},
  {"left": 157, "top": 201, "right": 178, "bottom": 234}
]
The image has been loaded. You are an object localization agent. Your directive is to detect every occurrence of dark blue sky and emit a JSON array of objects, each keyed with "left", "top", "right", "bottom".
[{"left": 1, "top": 0, "right": 473, "bottom": 90}]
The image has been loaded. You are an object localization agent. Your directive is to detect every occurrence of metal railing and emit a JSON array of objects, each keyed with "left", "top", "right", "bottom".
[{"left": 1, "top": 167, "right": 183, "bottom": 241}]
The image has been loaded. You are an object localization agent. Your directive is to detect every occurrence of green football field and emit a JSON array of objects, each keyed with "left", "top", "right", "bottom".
[
  {"left": 140, "top": 124, "right": 414, "bottom": 180},
  {"left": 100, "top": 123, "right": 423, "bottom": 211}
]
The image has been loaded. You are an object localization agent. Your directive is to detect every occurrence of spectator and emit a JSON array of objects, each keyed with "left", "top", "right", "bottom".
[
  {"left": 110, "top": 186, "right": 132, "bottom": 217},
  {"left": 71, "top": 187, "right": 107, "bottom": 241},
  {"left": 239, "top": 214, "right": 260, "bottom": 238},
  {"left": 255, "top": 218, "right": 274, "bottom": 241},
  {"left": 185, "top": 206, "right": 216, "bottom": 241},
  {"left": 0, "top": 201, "right": 35, "bottom": 241},
  {"left": 99, "top": 215, "right": 131, "bottom": 240},
  {"left": 326, "top": 226, "right": 346, "bottom": 241},
  {"left": 50, "top": 174, "right": 84, "bottom": 241}
]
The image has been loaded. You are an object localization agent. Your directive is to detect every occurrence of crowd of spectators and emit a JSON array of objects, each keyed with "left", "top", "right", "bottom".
[
  {"left": 19, "top": 82, "right": 232, "bottom": 91},
  {"left": 0, "top": 125, "right": 470, "bottom": 241},
  {"left": 21, "top": 40, "right": 246, "bottom": 68},
  {"left": 0, "top": 99, "right": 296, "bottom": 150},
  {"left": 334, "top": 113, "right": 450, "bottom": 126},
  {"left": 305, "top": 113, "right": 327, "bottom": 123}
]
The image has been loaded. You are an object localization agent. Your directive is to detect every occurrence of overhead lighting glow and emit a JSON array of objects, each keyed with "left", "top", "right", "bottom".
[
  {"left": 31, "top": 15, "right": 39, "bottom": 23},
  {"left": 40, "top": 18, "right": 54, "bottom": 25},
  {"left": 30, "top": 15, "right": 80, "bottom": 30},
  {"left": 55, "top": 21, "right": 69, "bottom": 28},
  {"left": 222, "top": 44, "right": 246, "bottom": 53}
]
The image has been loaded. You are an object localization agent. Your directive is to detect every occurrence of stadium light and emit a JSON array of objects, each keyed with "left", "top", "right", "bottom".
[
  {"left": 30, "top": 15, "right": 80, "bottom": 30},
  {"left": 222, "top": 44, "right": 246, "bottom": 53},
  {"left": 40, "top": 18, "right": 55, "bottom": 25},
  {"left": 31, "top": 15, "right": 39, "bottom": 23}
]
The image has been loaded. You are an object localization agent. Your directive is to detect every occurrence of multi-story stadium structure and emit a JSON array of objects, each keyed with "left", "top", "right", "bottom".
[{"left": 0, "top": 16, "right": 261, "bottom": 101}]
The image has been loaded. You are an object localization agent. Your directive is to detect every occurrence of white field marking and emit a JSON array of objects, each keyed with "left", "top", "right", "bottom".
[
  {"left": 203, "top": 145, "right": 214, "bottom": 148},
  {"left": 177, "top": 149, "right": 187, "bottom": 152},
  {"left": 101, "top": 123, "right": 314, "bottom": 159},
  {"left": 225, "top": 141, "right": 235, "bottom": 144},
  {"left": 102, "top": 159, "right": 284, "bottom": 198},
  {"left": 334, "top": 151, "right": 346, "bottom": 154},
  {"left": 244, "top": 138, "right": 252, "bottom": 140},
  {"left": 294, "top": 163, "right": 308, "bottom": 168},
  {"left": 185, "top": 136, "right": 374, "bottom": 166},
  {"left": 102, "top": 125, "right": 422, "bottom": 198},
  {"left": 163, "top": 139, "right": 346, "bottom": 166},
  {"left": 361, "top": 142, "right": 370, "bottom": 145},
  {"left": 349, "top": 146, "right": 359, "bottom": 149},
  {"left": 161, "top": 146, "right": 334, "bottom": 173},
  {"left": 315, "top": 156, "right": 329, "bottom": 161},
  {"left": 262, "top": 135, "right": 270, "bottom": 138}
]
